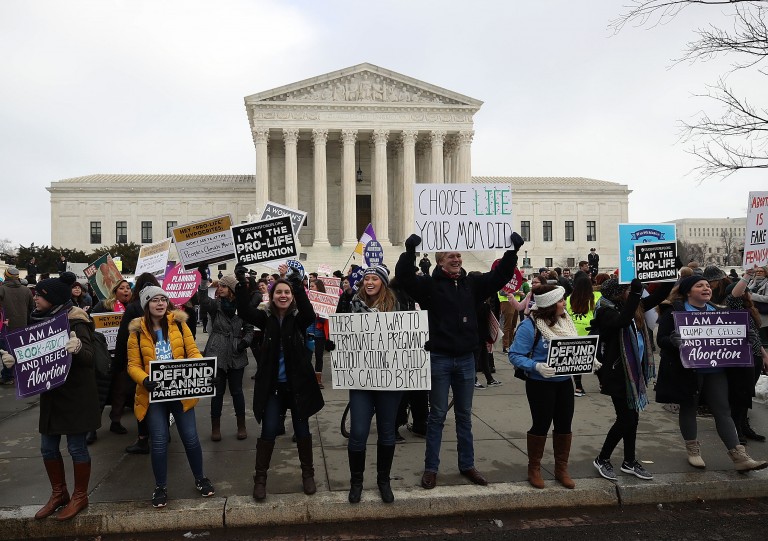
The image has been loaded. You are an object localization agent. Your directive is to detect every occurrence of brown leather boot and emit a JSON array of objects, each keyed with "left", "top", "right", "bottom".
[
  {"left": 253, "top": 438, "right": 274, "bottom": 500},
  {"left": 56, "top": 461, "right": 90, "bottom": 521},
  {"left": 236, "top": 416, "right": 247, "bottom": 440},
  {"left": 526, "top": 433, "right": 547, "bottom": 489},
  {"left": 35, "top": 458, "right": 70, "bottom": 519},
  {"left": 553, "top": 432, "right": 575, "bottom": 489},
  {"left": 211, "top": 417, "right": 221, "bottom": 442},
  {"left": 315, "top": 372, "right": 324, "bottom": 389},
  {"left": 296, "top": 436, "right": 317, "bottom": 495}
]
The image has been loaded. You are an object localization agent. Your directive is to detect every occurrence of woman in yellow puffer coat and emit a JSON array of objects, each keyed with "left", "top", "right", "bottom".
[{"left": 127, "top": 285, "right": 215, "bottom": 509}]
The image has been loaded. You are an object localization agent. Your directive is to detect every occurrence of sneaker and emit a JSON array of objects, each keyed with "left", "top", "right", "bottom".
[
  {"left": 501, "top": 348, "right": 508, "bottom": 354},
  {"left": 487, "top": 380, "right": 503, "bottom": 387},
  {"left": 474, "top": 381, "right": 486, "bottom": 389},
  {"left": 395, "top": 428, "right": 405, "bottom": 443},
  {"left": 574, "top": 388, "right": 585, "bottom": 397},
  {"left": 593, "top": 457, "right": 617, "bottom": 481},
  {"left": 152, "top": 486, "right": 167, "bottom": 508},
  {"left": 620, "top": 460, "right": 653, "bottom": 480},
  {"left": 195, "top": 477, "right": 215, "bottom": 497}
]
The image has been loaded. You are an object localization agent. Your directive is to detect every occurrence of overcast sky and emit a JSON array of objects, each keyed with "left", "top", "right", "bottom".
[{"left": 1, "top": 0, "right": 764, "bottom": 248}]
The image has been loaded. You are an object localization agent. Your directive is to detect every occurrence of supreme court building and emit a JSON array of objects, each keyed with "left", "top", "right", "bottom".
[{"left": 48, "top": 63, "right": 630, "bottom": 272}]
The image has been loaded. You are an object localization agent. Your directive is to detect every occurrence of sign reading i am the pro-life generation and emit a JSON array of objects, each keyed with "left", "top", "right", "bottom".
[
  {"left": 634, "top": 241, "right": 678, "bottom": 283},
  {"left": 744, "top": 191, "right": 768, "bottom": 268},
  {"left": 672, "top": 310, "right": 752, "bottom": 369},
  {"left": 618, "top": 223, "right": 677, "bottom": 284},
  {"left": 148, "top": 357, "right": 217, "bottom": 402},
  {"left": 231, "top": 216, "right": 297, "bottom": 265},
  {"left": 545, "top": 336, "right": 600, "bottom": 375},
  {"left": 7, "top": 311, "right": 71, "bottom": 398},
  {"left": 328, "top": 310, "right": 430, "bottom": 390},
  {"left": 91, "top": 312, "right": 123, "bottom": 351},
  {"left": 413, "top": 183, "right": 514, "bottom": 252},
  {"left": 172, "top": 215, "right": 236, "bottom": 271}
]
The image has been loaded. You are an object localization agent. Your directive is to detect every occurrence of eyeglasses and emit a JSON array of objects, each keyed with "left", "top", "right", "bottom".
[{"left": 149, "top": 297, "right": 168, "bottom": 304}]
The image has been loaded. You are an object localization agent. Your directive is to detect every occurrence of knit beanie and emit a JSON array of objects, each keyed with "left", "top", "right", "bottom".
[
  {"left": 218, "top": 275, "right": 238, "bottom": 293},
  {"left": 4, "top": 267, "right": 19, "bottom": 280},
  {"left": 600, "top": 278, "right": 629, "bottom": 301},
  {"left": 678, "top": 275, "right": 708, "bottom": 297},
  {"left": 532, "top": 286, "right": 565, "bottom": 309},
  {"left": 702, "top": 265, "right": 726, "bottom": 282},
  {"left": 363, "top": 264, "right": 390, "bottom": 287},
  {"left": 139, "top": 285, "right": 169, "bottom": 310},
  {"left": 36, "top": 272, "right": 77, "bottom": 306}
]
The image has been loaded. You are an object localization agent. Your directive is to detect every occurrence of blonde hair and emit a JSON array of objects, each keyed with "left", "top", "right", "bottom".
[{"left": 355, "top": 284, "right": 397, "bottom": 312}]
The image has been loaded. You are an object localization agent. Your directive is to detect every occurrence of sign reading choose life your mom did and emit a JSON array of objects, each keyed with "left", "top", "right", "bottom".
[
  {"left": 328, "top": 310, "right": 430, "bottom": 390},
  {"left": 171, "top": 215, "right": 236, "bottom": 271},
  {"left": 546, "top": 336, "right": 600, "bottom": 375},
  {"left": 6, "top": 311, "right": 71, "bottom": 399},
  {"left": 414, "top": 183, "right": 514, "bottom": 252},
  {"left": 672, "top": 310, "right": 752, "bottom": 369},
  {"left": 148, "top": 357, "right": 218, "bottom": 402}
]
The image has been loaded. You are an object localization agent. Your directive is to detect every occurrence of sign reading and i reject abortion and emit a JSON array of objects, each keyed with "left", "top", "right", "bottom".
[
  {"left": 546, "top": 336, "right": 600, "bottom": 375},
  {"left": 7, "top": 311, "right": 71, "bottom": 398},
  {"left": 634, "top": 241, "right": 678, "bottom": 283},
  {"left": 148, "top": 357, "right": 217, "bottom": 402},
  {"left": 232, "top": 216, "right": 297, "bottom": 265},
  {"left": 328, "top": 310, "right": 430, "bottom": 390},
  {"left": 413, "top": 183, "right": 514, "bottom": 252},
  {"left": 672, "top": 310, "right": 752, "bottom": 369}
]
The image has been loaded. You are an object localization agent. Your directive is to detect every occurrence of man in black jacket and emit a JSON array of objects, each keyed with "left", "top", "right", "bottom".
[{"left": 395, "top": 231, "right": 524, "bottom": 489}]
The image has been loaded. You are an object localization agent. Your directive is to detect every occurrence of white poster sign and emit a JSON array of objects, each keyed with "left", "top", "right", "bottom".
[
  {"left": 308, "top": 290, "right": 340, "bottom": 319},
  {"left": 171, "top": 215, "right": 236, "bottom": 271},
  {"left": 134, "top": 238, "right": 172, "bottom": 278},
  {"left": 744, "top": 191, "right": 768, "bottom": 269},
  {"left": 260, "top": 201, "right": 307, "bottom": 236}
]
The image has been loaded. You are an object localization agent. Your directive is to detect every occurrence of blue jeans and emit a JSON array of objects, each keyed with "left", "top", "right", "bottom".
[
  {"left": 41, "top": 433, "right": 90, "bottom": 463},
  {"left": 259, "top": 383, "right": 311, "bottom": 442},
  {"left": 424, "top": 352, "right": 476, "bottom": 472},
  {"left": 210, "top": 367, "right": 246, "bottom": 418},
  {"left": 146, "top": 401, "right": 204, "bottom": 487},
  {"left": 348, "top": 389, "right": 403, "bottom": 451}
]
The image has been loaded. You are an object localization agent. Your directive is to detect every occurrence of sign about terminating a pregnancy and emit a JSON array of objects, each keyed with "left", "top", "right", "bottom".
[
  {"left": 148, "top": 357, "right": 217, "bottom": 402},
  {"left": 673, "top": 310, "right": 753, "bottom": 369},
  {"left": 328, "top": 310, "right": 430, "bottom": 390},
  {"left": 414, "top": 184, "right": 514, "bottom": 252},
  {"left": 7, "top": 311, "right": 72, "bottom": 398}
]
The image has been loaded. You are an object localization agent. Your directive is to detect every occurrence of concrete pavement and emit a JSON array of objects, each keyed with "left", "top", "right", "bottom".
[{"left": 1, "top": 332, "right": 768, "bottom": 540}]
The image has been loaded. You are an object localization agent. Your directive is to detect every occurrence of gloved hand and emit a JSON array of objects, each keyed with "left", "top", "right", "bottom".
[
  {"left": 592, "top": 359, "right": 603, "bottom": 373},
  {"left": 324, "top": 340, "right": 335, "bottom": 352},
  {"left": 197, "top": 265, "right": 209, "bottom": 280},
  {"left": 630, "top": 278, "right": 643, "bottom": 296},
  {"left": 674, "top": 256, "right": 684, "bottom": 270},
  {"left": 236, "top": 340, "right": 248, "bottom": 353},
  {"left": 64, "top": 331, "right": 82, "bottom": 354},
  {"left": 234, "top": 266, "right": 248, "bottom": 284},
  {"left": 143, "top": 377, "right": 159, "bottom": 392},
  {"left": 534, "top": 362, "right": 556, "bottom": 378},
  {"left": 423, "top": 340, "right": 432, "bottom": 352},
  {"left": 669, "top": 331, "right": 683, "bottom": 349},
  {"left": 510, "top": 231, "right": 524, "bottom": 251},
  {"left": 404, "top": 234, "right": 421, "bottom": 252},
  {"left": 0, "top": 350, "right": 15, "bottom": 369}
]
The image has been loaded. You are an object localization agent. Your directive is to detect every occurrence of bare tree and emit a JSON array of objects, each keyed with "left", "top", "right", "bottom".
[
  {"left": 0, "top": 238, "right": 16, "bottom": 263},
  {"left": 678, "top": 240, "right": 709, "bottom": 264},
  {"left": 720, "top": 226, "right": 744, "bottom": 263},
  {"left": 611, "top": 1, "right": 768, "bottom": 179}
]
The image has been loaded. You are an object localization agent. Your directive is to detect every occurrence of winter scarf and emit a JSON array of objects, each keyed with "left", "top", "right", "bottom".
[
  {"left": 532, "top": 312, "right": 578, "bottom": 341},
  {"left": 30, "top": 300, "right": 73, "bottom": 324}
]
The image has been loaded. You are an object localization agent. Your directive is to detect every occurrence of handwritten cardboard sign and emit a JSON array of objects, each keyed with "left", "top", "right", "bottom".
[
  {"left": 91, "top": 312, "right": 123, "bottom": 351},
  {"left": 672, "top": 310, "right": 752, "bottom": 369},
  {"left": 148, "top": 357, "right": 217, "bottom": 402},
  {"left": 172, "top": 215, "right": 236, "bottom": 271},
  {"left": 744, "top": 191, "right": 768, "bottom": 268},
  {"left": 546, "top": 336, "right": 599, "bottom": 375},
  {"left": 634, "top": 241, "right": 678, "bottom": 283},
  {"left": 328, "top": 310, "right": 430, "bottom": 390},
  {"left": 135, "top": 238, "right": 172, "bottom": 278},
  {"left": 618, "top": 223, "right": 677, "bottom": 284},
  {"left": 232, "top": 216, "right": 297, "bottom": 265},
  {"left": 7, "top": 311, "right": 71, "bottom": 398},
  {"left": 413, "top": 183, "right": 514, "bottom": 252}
]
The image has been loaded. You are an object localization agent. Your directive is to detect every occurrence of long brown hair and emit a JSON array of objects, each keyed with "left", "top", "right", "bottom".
[
  {"left": 268, "top": 279, "right": 297, "bottom": 315},
  {"left": 143, "top": 304, "right": 170, "bottom": 343},
  {"left": 355, "top": 281, "right": 397, "bottom": 312},
  {"left": 530, "top": 284, "right": 564, "bottom": 327},
  {"left": 569, "top": 275, "right": 595, "bottom": 316}
]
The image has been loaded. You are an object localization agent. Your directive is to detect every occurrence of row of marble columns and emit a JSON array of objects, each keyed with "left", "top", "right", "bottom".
[{"left": 252, "top": 127, "right": 474, "bottom": 247}]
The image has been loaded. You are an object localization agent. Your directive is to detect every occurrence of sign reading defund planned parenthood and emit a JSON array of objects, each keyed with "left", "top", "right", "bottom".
[
  {"left": 328, "top": 310, "right": 430, "bottom": 390},
  {"left": 545, "top": 336, "right": 600, "bottom": 375},
  {"left": 672, "top": 310, "right": 753, "bottom": 369},
  {"left": 414, "top": 183, "right": 514, "bottom": 252},
  {"left": 231, "top": 215, "right": 297, "bottom": 265},
  {"left": 148, "top": 357, "right": 217, "bottom": 402},
  {"left": 633, "top": 241, "right": 678, "bottom": 283}
]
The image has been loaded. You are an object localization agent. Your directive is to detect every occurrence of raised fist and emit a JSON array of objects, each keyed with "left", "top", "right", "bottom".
[
  {"left": 630, "top": 278, "right": 643, "bottom": 295},
  {"left": 510, "top": 232, "right": 524, "bottom": 251},
  {"left": 404, "top": 234, "right": 421, "bottom": 252}
]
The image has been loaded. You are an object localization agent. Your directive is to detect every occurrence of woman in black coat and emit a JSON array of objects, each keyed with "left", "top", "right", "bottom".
[{"left": 236, "top": 263, "right": 324, "bottom": 501}]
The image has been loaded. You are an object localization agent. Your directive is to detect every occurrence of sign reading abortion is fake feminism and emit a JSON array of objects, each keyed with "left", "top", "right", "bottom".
[
  {"left": 7, "top": 311, "right": 72, "bottom": 399},
  {"left": 172, "top": 215, "right": 236, "bottom": 271},
  {"left": 633, "top": 241, "right": 678, "bottom": 283},
  {"left": 148, "top": 357, "right": 218, "bottom": 402},
  {"left": 672, "top": 310, "right": 752, "bottom": 369},
  {"left": 546, "top": 336, "right": 600, "bottom": 375},
  {"left": 744, "top": 191, "right": 768, "bottom": 268},
  {"left": 328, "top": 310, "right": 430, "bottom": 390},
  {"left": 414, "top": 183, "right": 514, "bottom": 252},
  {"left": 232, "top": 216, "right": 297, "bottom": 265}
]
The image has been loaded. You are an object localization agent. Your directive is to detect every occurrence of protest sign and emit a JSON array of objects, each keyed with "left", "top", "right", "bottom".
[
  {"left": 232, "top": 216, "right": 297, "bottom": 265},
  {"left": 172, "top": 215, "right": 236, "bottom": 271},
  {"left": 84, "top": 254, "right": 124, "bottom": 301},
  {"left": 318, "top": 276, "right": 341, "bottom": 293},
  {"left": 66, "top": 263, "right": 88, "bottom": 282},
  {"left": 618, "top": 223, "right": 677, "bottom": 284},
  {"left": 349, "top": 266, "right": 365, "bottom": 292},
  {"left": 634, "top": 241, "right": 678, "bottom": 283},
  {"left": 309, "top": 290, "right": 340, "bottom": 319},
  {"left": 744, "top": 191, "right": 768, "bottom": 268},
  {"left": 363, "top": 240, "right": 384, "bottom": 266},
  {"left": 148, "top": 357, "right": 217, "bottom": 402},
  {"left": 286, "top": 259, "right": 305, "bottom": 279},
  {"left": 7, "top": 311, "right": 71, "bottom": 398},
  {"left": 413, "top": 183, "right": 513, "bottom": 252},
  {"left": 91, "top": 312, "right": 123, "bottom": 351},
  {"left": 501, "top": 268, "right": 524, "bottom": 295},
  {"left": 161, "top": 263, "right": 201, "bottom": 306},
  {"left": 672, "top": 310, "right": 752, "bottom": 369},
  {"left": 317, "top": 263, "right": 332, "bottom": 275},
  {"left": 135, "top": 238, "right": 172, "bottom": 278},
  {"left": 546, "top": 336, "right": 599, "bottom": 375},
  {"left": 328, "top": 310, "right": 430, "bottom": 390},
  {"left": 260, "top": 201, "right": 307, "bottom": 236}
]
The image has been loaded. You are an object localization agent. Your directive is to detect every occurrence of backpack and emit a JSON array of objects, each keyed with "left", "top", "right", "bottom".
[
  {"left": 91, "top": 330, "right": 113, "bottom": 377},
  {"left": 513, "top": 327, "right": 540, "bottom": 381}
]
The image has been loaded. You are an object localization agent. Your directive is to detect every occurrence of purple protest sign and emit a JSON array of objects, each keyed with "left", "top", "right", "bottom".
[
  {"left": 672, "top": 310, "right": 753, "bottom": 369},
  {"left": 6, "top": 311, "right": 72, "bottom": 398}
]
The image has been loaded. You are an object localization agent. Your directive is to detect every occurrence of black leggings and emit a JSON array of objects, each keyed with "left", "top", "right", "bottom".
[
  {"left": 525, "top": 378, "right": 574, "bottom": 436},
  {"left": 599, "top": 395, "right": 639, "bottom": 463}
]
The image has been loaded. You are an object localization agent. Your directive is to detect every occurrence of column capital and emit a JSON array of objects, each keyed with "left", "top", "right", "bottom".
[
  {"left": 430, "top": 130, "right": 447, "bottom": 146},
  {"left": 282, "top": 128, "right": 300, "bottom": 146},
  {"left": 311, "top": 128, "right": 328, "bottom": 145},
  {"left": 373, "top": 129, "right": 389, "bottom": 145},
  {"left": 252, "top": 127, "right": 269, "bottom": 144},
  {"left": 401, "top": 130, "right": 418, "bottom": 146},
  {"left": 341, "top": 129, "right": 357, "bottom": 145},
  {"left": 458, "top": 130, "right": 475, "bottom": 145},
  {"left": 444, "top": 136, "right": 457, "bottom": 155}
]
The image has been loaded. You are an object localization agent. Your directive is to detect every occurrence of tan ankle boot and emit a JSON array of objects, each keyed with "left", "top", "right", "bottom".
[
  {"left": 728, "top": 445, "right": 768, "bottom": 472},
  {"left": 685, "top": 440, "right": 706, "bottom": 468}
]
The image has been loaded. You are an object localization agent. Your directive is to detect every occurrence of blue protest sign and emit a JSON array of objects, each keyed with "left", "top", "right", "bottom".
[
  {"left": 364, "top": 240, "right": 384, "bottom": 267},
  {"left": 618, "top": 223, "right": 677, "bottom": 283},
  {"left": 349, "top": 266, "right": 365, "bottom": 292},
  {"left": 286, "top": 259, "right": 305, "bottom": 280}
]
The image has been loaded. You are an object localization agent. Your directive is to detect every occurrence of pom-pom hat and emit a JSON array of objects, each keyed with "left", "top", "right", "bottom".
[{"left": 36, "top": 272, "right": 78, "bottom": 306}]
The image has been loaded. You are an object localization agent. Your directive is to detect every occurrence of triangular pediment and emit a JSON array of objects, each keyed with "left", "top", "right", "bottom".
[{"left": 245, "top": 63, "right": 482, "bottom": 107}]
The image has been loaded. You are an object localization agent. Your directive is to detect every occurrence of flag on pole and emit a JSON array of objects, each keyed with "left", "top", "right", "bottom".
[{"left": 354, "top": 223, "right": 376, "bottom": 256}]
